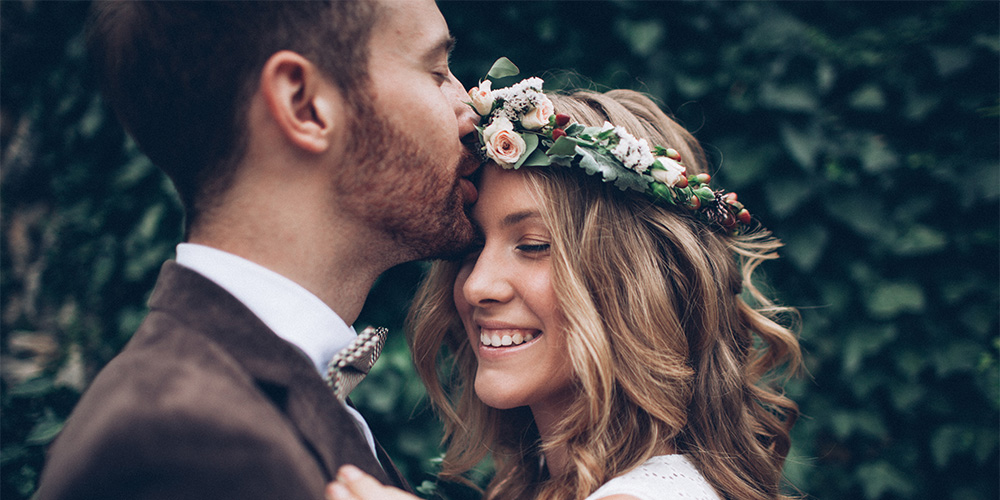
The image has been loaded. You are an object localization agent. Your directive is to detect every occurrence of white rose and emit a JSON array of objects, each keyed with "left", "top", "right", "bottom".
[
  {"left": 486, "top": 129, "right": 526, "bottom": 168},
  {"left": 520, "top": 94, "right": 555, "bottom": 130},
  {"left": 483, "top": 116, "right": 514, "bottom": 143},
  {"left": 650, "top": 157, "right": 688, "bottom": 187},
  {"left": 469, "top": 80, "right": 494, "bottom": 116}
]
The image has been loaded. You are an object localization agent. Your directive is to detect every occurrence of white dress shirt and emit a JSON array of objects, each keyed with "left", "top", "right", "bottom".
[{"left": 175, "top": 243, "right": 379, "bottom": 460}]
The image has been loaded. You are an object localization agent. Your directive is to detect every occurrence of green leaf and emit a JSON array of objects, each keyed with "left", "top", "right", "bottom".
[
  {"left": 9, "top": 377, "right": 55, "bottom": 397},
  {"left": 931, "top": 425, "right": 975, "bottom": 468},
  {"left": 827, "top": 192, "right": 889, "bottom": 238},
  {"left": 486, "top": 57, "right": 519, "bottom": 80},
  {"left": 780, "top": 123, "right": 822, "bottom": 171},
  {"left": 849, "top": 84, "right": 886, "bottom": 111},
  {"left": 564, "top": 123, "right": 585, "bottom": 136},
  {"left": 520, "top": 144, "right": 552, "bottom": 167},
  {"left": 760, "top": 83, "right": 819, "bottom": 113},
  {"left": 548, "top": 136, "right": 580, "bottom": 157},
  {"left": 829, "top": 410, "right": 889, "bottom": 440},
  {"left": 26, "top": 412, "right": 64, "bottom": 445},
  {"left": 859, "top": 134, "right": 899, "bottom": 173},
  {"left": 615, "top": 19, "right": 663, "bottom": 57},
  {"left": 866, "top": 282, "right": 925, "bottom": 318},
  {"left": 841, "top": 325, "right": 896, "bottom": 375},
  {"left": 781, "top": 224, "right": 828, "bottom": 272},
  {"left": 576, "top": 146, "right": 649, "bottom": 193},
  {"left": 893, "top": 224, "right": 948, "bottom": 256},
  {"left": 511, "top": 133, "right": 539, "bottom": 169},
  {"left": 856, "top": 461, "right": 914, "bottom": 499},
  {"left": 764, "top": 175, "right": 813, "bottom": 217},
  {"left": 929, "top": 46, "right": 973, "bottom": 77}
]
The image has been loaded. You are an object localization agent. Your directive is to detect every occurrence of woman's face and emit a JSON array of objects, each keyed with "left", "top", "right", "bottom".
[{"left": 454, "top": 165, "right": 574, "bottom": 416}]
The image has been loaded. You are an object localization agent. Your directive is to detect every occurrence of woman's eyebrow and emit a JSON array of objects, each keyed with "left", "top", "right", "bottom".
[{"left": 500, "top": 210, "right": 542, "bottom": 228}]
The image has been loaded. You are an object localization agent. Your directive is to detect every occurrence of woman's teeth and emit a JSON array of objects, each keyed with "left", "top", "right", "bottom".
[{"left": 480, "top": 331, "right": 535, "bottom": 347}]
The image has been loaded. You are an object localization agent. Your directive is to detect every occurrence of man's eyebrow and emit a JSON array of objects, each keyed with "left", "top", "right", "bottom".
[
  {"left": 501, "top": 210, "right": 542, "bottom": 228},
  {"left": 424, "top": 33, "right": 456, "bottom": 65}
]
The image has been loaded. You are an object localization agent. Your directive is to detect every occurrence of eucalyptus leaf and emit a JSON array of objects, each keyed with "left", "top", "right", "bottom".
[
  {"left": 548, "top": 136, "right": 580, "bottom": 157},
  {"left": 511, "top": 133, "right": 539, "bottom": 169},
  {"left": 486, "top": 57, "right": 519, "bottom": 80},
  {"left": 564, "top": 123, "right": 585, "bottom": 136},
  {"left": 520, "top": 146, "right": 552, "bottom": 167}
]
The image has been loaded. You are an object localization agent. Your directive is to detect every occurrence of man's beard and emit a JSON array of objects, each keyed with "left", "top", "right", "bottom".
[{"left": 335, "top": 96, "right": 477, "bottom": 260}]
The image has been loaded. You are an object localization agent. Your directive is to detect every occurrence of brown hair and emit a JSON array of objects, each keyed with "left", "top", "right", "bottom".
[
  {"left": 86, "top": 0, "right": 377, "bottom": 230},
  {"left": 409, "top": 90, "right": 802, "bottom": 499}
]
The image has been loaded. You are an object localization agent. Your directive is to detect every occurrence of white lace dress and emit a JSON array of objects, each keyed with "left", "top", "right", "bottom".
[{"left": 584, "top": 455, "right": 722, "bottom": 500}]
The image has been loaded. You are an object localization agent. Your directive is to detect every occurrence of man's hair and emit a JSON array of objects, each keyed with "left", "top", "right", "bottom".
[{"left": 87, "top": 0, "right": 377, "bottom": 229}]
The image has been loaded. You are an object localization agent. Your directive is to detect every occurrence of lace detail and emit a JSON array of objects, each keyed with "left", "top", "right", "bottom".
[{"left": 584, "top": 455, "right": 722, "bottom": 500}]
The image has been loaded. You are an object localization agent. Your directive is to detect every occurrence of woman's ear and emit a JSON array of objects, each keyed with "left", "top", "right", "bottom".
[{"left": 258, "top": 50, "right": 341, "bottom": 154}]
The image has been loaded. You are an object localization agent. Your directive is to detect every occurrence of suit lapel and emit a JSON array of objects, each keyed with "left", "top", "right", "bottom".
[{"left": 147, "top": 261, "right": 392, "bottom": 484}]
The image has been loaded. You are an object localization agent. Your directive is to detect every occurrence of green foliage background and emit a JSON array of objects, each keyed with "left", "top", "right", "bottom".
[{"left": 2, "top": 2, "right": 997, "bottom": 498}]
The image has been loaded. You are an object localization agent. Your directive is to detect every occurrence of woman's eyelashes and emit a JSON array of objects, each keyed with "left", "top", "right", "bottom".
[{"left": 516, "top": 241, "right": 551, "bottom": 255}]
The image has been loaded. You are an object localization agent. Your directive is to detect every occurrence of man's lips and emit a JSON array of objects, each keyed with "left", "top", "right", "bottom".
[
  {"left": 460, "top": 177, "right": 478, "bottom": 205},
  {"left": 456, "top": 148, "right": 481, "bottom": 205}
]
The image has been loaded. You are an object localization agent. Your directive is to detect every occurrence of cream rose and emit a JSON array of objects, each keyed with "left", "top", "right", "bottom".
[
  {"left": 483, "top": 116, "right": 514, "bottom": 143},
  {"left": 469, "top": 80, "right": 494, "bottom": 116},
  {"left": 486, "top": 129, "right": 526, "bottom": 168},
  {"left": 651, "top": 157, "right": 688, "bottom": 187},
  {"left": 520, "top": 94, "right": 554, "bottom": 130}
]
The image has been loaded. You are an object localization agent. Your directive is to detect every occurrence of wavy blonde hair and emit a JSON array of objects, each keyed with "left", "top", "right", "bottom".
[{"left": 408, "top": 90, "right": 802, "bottom": 500}]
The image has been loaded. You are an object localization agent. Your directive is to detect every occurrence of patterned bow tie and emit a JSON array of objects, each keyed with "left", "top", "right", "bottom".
[{"left": 323, "top": 326, "right": 387, "bottom": 401}]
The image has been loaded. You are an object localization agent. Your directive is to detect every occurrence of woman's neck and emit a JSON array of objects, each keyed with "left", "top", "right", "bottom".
[
  {"left": 532, "top": 404, "right": 570, "bottom": 477},
  {"left": 529, "top": 388, "right": 578, "bottom": 477}
]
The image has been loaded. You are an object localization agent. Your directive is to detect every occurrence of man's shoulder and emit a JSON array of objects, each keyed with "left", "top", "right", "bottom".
[{"left": 36, "top": 321, "right": 325, "bottom": 499}]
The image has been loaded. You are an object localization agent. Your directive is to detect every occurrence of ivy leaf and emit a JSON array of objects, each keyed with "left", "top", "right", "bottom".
[
  {"left": 782, "top": 223, "right": 828, "bottom": 271},
  {"left": 486, "top": 57, "right": 519, "bottom": 80},
  {"left": 866, "top": 281, "right": 925, "bottom": 319},
  {"left": 25, "top": 411, "right": 64, "bottom": 446},
  {"left": 856, "top": 461, "right": 915, "bottom": 499}
]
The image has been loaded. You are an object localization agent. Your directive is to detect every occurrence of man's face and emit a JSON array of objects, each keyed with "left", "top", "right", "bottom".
[{"left": 336, "top": 0, "right": 480, "bottom": 259}]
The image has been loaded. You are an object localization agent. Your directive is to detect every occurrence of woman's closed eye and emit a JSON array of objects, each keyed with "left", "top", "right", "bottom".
[{"left": 516, "top": 242, "right": 550, "bottom": 254}]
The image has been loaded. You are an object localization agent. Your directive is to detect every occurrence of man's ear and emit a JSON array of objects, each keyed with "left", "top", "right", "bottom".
[{"left": 259, "top": 50, "right": 340, "bottom": 154}]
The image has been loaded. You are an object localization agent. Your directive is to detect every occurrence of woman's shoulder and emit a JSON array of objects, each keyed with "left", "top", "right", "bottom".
[{"left": 584, "top": 455, "right": 722, "bottom": 500}]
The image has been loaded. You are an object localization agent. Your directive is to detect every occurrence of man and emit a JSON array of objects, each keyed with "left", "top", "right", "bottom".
[{"left": 34, "top": 1, "right": 479, "bottom": 498}]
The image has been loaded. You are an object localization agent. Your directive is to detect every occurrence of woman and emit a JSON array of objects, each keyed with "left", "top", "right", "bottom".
[{"left": 330, "top": 80, "right": 802, "bottom": 500}]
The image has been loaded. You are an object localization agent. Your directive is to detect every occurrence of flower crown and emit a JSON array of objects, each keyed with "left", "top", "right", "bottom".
[{"left": 469, "top": 58, "right": 753, "bottom": 234}]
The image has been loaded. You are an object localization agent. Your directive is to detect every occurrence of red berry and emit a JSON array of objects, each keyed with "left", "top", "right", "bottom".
[
  {"left": 665, "top": 148, "right": 681, "bottom": 161},
  {"left": 688, "top": 196, "right": 701, "bottom": 209},
  {"left": 552, "top": 128, "right": 567, "bottom": 140},
  {"left": 696, "top": 173, "right": 711, "bottom": 184},
  {"left": 724, "top": 192, "right": 738, "bottom": 205},
  {"left": 737, "top": 209, "right": 751, "bottom": 225},
  {"left": 676, "top": 176, "right": 688, "bottom": 188},
  {"left": 555, "top": 114, "right": 571, "bottom": 127}
]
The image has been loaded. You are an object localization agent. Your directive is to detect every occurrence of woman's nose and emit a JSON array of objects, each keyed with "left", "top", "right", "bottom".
[{"left": 461, "top": 251, "right": 515, "bottom": 307}]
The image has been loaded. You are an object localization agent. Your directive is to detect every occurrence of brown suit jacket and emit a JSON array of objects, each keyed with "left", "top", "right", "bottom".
[{"left": 35, "top": 261, "right": 407, "bottom": 499}]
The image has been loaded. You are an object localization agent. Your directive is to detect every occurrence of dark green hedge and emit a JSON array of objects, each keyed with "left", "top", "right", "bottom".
[{"left": 2, "top": 2, "right": 997, "bottom": 499}]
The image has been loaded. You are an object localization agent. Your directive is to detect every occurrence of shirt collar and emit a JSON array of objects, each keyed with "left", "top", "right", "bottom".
[{"left": 174, "top": 243, "right": 354, "bottom": 375}]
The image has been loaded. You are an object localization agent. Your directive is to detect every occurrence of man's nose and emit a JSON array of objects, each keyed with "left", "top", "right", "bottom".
[{"left": 447, "top": 72, "right": 480, "bottom": 139}]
